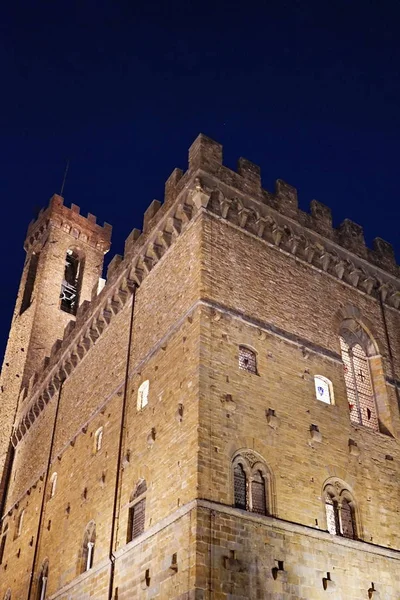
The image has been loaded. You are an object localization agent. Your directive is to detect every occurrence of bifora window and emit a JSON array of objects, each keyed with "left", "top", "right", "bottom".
[
  {"left": 340, "top": 337, "right": 378, "bottom": 431},
  {"left": 324, "top": 482, "right": 357, "bottom": 539},
  {"left": 232, "top": 451, "right": 271, "bottom": 516},
  {"left": 238, "top": 346, "right": 257, "bottom": 374}
]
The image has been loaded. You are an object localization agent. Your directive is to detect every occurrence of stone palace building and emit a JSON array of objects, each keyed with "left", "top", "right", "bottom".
[{"left": 0, "top": 134, "right": 400, "bottom": 599}]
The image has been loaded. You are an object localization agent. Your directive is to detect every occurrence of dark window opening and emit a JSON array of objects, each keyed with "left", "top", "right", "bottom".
[
  {"left": 251, "top": 470, "right": 267, "bottom": 515},
  {"left": 233, "top": 463, "right": 247, "bottom": 510},
  {"left": 60, "top": 250, "right": 83, "bottom": 315},
  {"left": 127, "top": 498, "right": 146, "bottom": 542},
  {"left": 20, "top": 253, "right": 40, "bottom": 314},
  {"left": 0, "top": 534, "right": 6, "bottom": 565}
]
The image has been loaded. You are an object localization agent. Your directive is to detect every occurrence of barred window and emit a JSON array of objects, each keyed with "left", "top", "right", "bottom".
[
  {"left": 340, "top": 337, "right": 378, "bottom": 431},
  {"left": 127, "top": 480, "right": 147, "bottom": 542},
  {"left": 324, "top": 482, "right": 356, "bottom": 539},
  {"left": 232, "top": 452, "right": 270, "bottom": 516},
  {"left": 239, "top": 346, "right": 257, "bottom": 374},
  {"left": 233, "top": 463, "right": 247, "bottom": 510},
  {"left": 251, "top": 471, "right": 267, "bottom": 515},
  {"left": 325, "top": 494, "right": 340, "bottom": 535}
]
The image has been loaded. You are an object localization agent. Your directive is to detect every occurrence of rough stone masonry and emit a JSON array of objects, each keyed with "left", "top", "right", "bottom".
[{"left": 1, "top": 134, "right": 400, "bottom": 599}]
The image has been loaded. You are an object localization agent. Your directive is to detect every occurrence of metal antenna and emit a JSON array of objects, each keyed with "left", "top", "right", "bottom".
[{"left": 60, "top": 159, "right": 70, "bottom": 197}]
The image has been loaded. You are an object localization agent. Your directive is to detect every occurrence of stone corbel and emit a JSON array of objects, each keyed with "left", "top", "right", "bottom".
[
  {"left": 304, "top": 242, "right": 316, "bottom": 264},
  {"left": 388, "top": 290, "right": 400, "bottom": 309},
  {"left": 238, "top": 206, "right": 251, "bottom": 228}
]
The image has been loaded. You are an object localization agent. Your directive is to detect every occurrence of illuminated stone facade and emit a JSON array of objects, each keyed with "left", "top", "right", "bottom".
[{"left": 1, "top": 134, "right": 400, "bottom": 599}]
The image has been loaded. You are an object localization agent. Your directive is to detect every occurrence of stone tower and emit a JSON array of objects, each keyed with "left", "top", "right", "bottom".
[
  {"left": 0, "top": 195, "right": 111, "bottom": 509},
  {"left": 1, "top": 135, "right": 400, "bottom": 599}
]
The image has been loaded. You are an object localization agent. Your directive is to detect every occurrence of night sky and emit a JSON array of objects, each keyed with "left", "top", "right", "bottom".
[{"left": 1, "top": 1, "right": 399, "bottom": 361}]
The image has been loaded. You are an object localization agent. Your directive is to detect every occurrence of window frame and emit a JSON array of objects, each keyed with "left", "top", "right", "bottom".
[
  {"left": 314, "top": 375, "right": 334, "bottom": 405},
  {"left": 238, "top": 345, "right": 258, "bottom": 375},
  {"left": 127, "top": 480, "right": 147, "bottom": 543},
  {"left": 323, "top": 482, "right": 357, "bottom": 540},
  {"left": 137, "top": 380, "right": 149, "bottom": 411},
  {"left": 232, "top": 452, "right": 272, "bottom": 516}
]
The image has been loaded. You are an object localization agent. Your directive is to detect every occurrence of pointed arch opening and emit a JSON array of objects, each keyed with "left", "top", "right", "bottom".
[
  {"left": 60, "top": 248, "right": 85, "bottom": 315},
  {"left": 323, "top": 480, "right": 357, "bottom": 540},
  {"left": 36, "top": 559, "right": 49, "bottom": 600},
  {"left": 127, "top": 480, "right": 147, "bottom": 543},
  {"left": 80, "top": 521, "right": 96, "bottom": 574},
  {"left": 232, "top": 450, "right": 274, "bottom": 516},
  {"left": 339, "top": 316, "right": 392, "bottom": 434}
]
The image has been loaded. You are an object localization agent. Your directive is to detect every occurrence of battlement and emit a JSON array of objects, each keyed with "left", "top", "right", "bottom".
[
  {"left": 183, "top": 134, "right": 398, "bottom": 275},
  {"left": 25, "top": 194, "right": 112, "bottom": 253}
]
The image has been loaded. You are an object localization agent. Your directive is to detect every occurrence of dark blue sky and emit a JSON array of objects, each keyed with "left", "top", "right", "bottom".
[{"left": 1, "top": 0, "right": 399, "bottom": 360}]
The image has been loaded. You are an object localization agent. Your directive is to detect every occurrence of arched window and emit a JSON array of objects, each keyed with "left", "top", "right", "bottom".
[
  {"left": 127, "top": 480, "right": 147, "bottom": 542},
  {"left": 36, "top": 560, "right": 49, "bottom": 600},
  {"left": 232, "top": 452, "right": 271, "bottom": 516},
  {"left": 233, "top": 463, "right": 247, "bottom": 510},
  {"left": 94, "top": 427, "right": 103, "bottom": 453},
  {"left": 0, "top": 524, "right": 8, "bottom": 565},
  {"left": 314, "top": 375, "right": 334, "bottom": 404},
  {"left": 238, "top": 346, "right": 257, "bottom": 374},
  {"left": 49, "top": 472, "right": 57, "bottom": 499},
  {"left": 323, "top": 481, "right": 357, "bottom": 539},
  {"left": 340, "top": 336, "right": 378, "bottom": 431},
  {"left": 137, "top": 380, "right": 149, "bottom": 411},
  {"left": 81, "top": 521, "right": 96, "bottom": 573},
  {"left": 60, "top": 248, "right": 84, "bottom": 315},
  {"left": 14, "top": 509, "right": 24, "bottom": 539}
]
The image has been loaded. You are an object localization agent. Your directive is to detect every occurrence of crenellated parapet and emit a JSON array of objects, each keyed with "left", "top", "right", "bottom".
[
  {"left": 24, "top": 194, "right": 112, "bottom": 253},
  {"left": 187, "top": 134, "right": 399, "bottom": 276},
  {"left": 10, "top": 133, "right": 400, "bottom": 455}
]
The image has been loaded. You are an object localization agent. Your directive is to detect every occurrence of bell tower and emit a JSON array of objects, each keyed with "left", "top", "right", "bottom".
[{"left": 0, "top": 194, "right": 112, "bottom": 507}]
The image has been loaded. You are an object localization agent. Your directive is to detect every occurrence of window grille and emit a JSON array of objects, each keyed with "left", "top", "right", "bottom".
[
  {"left": 340, "top": 498, "right": 355, "bottom": 539},
  {"left": 324, "top": 484, "right": 356, "bottom": 539},
  {"left": 325, "top": 495, "right": 340, "bottom": 535},
  {"left": 251, "top": 471, "right": 267, "bottom": 515},
  {"left": 233, "top": 463, "right": 247, "bottom": 510},
  {"left": 238, "top": 346, "right": 257, "bottom": 374},
  {"left": 233, "top": 454, "right": 270, "bottom": 516},
  {"left": 340, "top": 338, "right": 378, "bottom": 431},
  {"left": 127, "top": 480, "right": 147, "bottom": 542}
]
